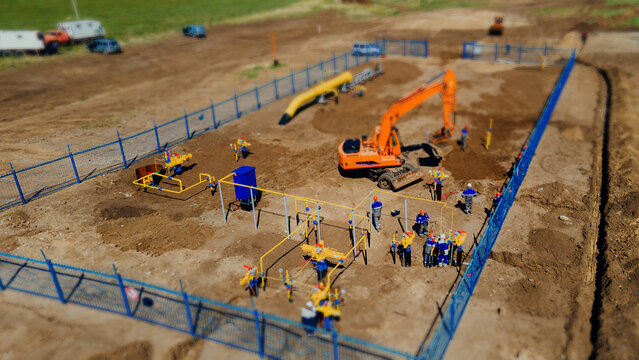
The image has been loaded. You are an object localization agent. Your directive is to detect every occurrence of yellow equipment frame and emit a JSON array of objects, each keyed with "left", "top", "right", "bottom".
[{"left": 133, "top": 172, "right": 216, "bottom": 194}]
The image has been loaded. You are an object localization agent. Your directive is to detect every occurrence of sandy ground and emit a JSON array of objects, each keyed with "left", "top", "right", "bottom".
[{"left": 0, "top": 4, "right": 635, "bottom": 360}]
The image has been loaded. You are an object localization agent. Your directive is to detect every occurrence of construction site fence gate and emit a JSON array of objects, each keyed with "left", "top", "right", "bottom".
[
  {"left": 0, "top": 37, "right": 427, "bottom": 212},
  {"left": 0, "top": 251, "right": 416, "bottom": 360},
  {"left": 462, "top": 41, "right": 574, "bottom": 65},
  {"left": 420, "top": 50, "right": 577, "bottom": 359}
]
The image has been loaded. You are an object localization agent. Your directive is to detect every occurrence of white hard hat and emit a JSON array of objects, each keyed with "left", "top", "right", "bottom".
[
  {"left": 306, "top": 301, "right": 313, "bottom": 307},
  {"left": 467, "top": 183, "right": 472, "bottom": 187},
  {"left": 440, "top": 234, "right": 446, "bottom": 239}
]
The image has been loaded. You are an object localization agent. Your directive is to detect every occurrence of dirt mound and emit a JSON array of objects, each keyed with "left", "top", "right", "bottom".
[
  {"left": 87, "top": 341, "right": 152, "bottom": 360},
  {"left": 99, "top": 204, "right": 154, "bottom": 220}
]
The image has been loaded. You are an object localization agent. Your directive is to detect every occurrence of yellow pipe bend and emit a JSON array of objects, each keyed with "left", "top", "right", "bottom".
[{"left": 279, "top": 71, "right": 353, "bottom": 125}]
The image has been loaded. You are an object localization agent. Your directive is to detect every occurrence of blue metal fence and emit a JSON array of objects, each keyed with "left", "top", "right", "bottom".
[
  {"left": 420, "top": 50, "right": 577, "bottom": 360},
  {"left": 462, "top": 41, "right": 573, "bottom": 65},
  {"left": 0, "top": 250, "right": 416, "bottom": 360},
  {"left": 0, "top": 37, "right": 427, "bottom": 212}
]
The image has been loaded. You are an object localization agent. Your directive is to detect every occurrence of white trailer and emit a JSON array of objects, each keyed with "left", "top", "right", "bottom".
[
  {"left": 56, "top": 20, "right": 105, "bottom": 42},
  {"left": 0, "top": 30, "right": 47, "bottom": 56}
]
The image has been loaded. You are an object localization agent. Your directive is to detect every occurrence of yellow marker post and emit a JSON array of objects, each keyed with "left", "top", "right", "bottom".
[
  {"left": 485, "top": 118, "right": 493, "bottom": 150},
  {"left": 541, "top": 56, "right": 547, "bottom": 70}
]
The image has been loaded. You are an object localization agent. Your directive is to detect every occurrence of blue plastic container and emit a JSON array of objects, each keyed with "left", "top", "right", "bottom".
[{"left": 233, "top": 166, "right": 257, "bottom": 201}]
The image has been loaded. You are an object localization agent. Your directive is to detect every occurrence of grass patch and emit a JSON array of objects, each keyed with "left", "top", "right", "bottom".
[
  {"left": 0, "top": 0, "right": 303, "bottom": 42},
  {"left": 372, "top": 0, "right": 486, "bottom": 10},
  {"left": 591, "top": 7, "right": 632, "bottom": 18},
  {"left": 241, "top": 65, "right": 265, "bottom": 79},
  {"left": 269, "top": 62, "right": 286, "bottom": 69},
  {"left": 534, "top": 7, "right": 582, "bottom": 16},
  {"left": 605, "top": 0, "right": 639, "bottom": 4},
  {"left": 617, "top": 16, "right": 639, "bottom": 26}
]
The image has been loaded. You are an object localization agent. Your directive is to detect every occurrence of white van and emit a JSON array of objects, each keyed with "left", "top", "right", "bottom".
[
  {"left": 57, "top": 20, "right": 105, "bottom": 42},
  {"left": 0, "top": 30, "right": 57, "bottom": 56}
]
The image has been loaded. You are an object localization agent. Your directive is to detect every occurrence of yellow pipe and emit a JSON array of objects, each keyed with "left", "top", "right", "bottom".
[
  {"left": 259, "top": 209, "right": 317, "bottom": 278},
  {"left": 133, "top": 173, "right": 215, "bottom": 195},
  {"left": 326, "top": 233, "right": 366, "bottom": 288},
  {"left": 279, "top": 71, "right": 353, "bottom": 125}
]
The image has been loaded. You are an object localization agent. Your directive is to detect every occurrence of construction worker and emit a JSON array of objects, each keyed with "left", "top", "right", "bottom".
[
  {"left": 452, "top": 231, "right": 466, "bottom": 267},
  {"left": 493, "top": 191, "right": 502, "bottom": 208},
  {"left": 371, "top": 196, "right": 382, "bottom": 231},
  {"left": 423, "top": 233, "right": 436, "bottom": 268},
  {"left": 399, "top": 233, "right": 411, "bottom": 267},
  {"left": 238, "top": 136, "right": 250, "bottom": 159},
  {"left": 581, "top": 31, "right": 588, "bottom": 45},
  {"left": 429, "top": 168, "right": 449, "bottom": 201},
  {"left": 459, "top": 125, "right": 469, "bottom": 151},
  {"left": 462, "top": 183, "right": 477, "bottom": 214},
  {"left": 436, "top": 234, "right": 449, "bottom": 267},
  {"left": 301, "top": 301, "right": 317, "bottom": 336},
  {"left": 415, "top": 209, "right": 429, "bottom": 237}
]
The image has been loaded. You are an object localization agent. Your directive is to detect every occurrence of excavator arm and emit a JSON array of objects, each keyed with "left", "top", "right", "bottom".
[{"left": 375, "top": 69, "right": 457, "bottom": 152}]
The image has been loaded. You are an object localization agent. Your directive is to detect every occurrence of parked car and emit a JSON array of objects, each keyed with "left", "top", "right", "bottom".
[
  {"left": 0, "top": 30, "right": 58, "bottom": 56},
  {"left": 182, "top": 25, "right": 206, "bottom": 38},
  {"left": 86, "top": 38, "right": 121, "bottom": 54},
  {"left": 44, "top": 30, "right": 70, "bottom": 45},
  {"left": 57, "top": 20, "right": 105, "bottom": 43},
  {"left": 351, "top": 42, "right": 382, "bottom": 57}
]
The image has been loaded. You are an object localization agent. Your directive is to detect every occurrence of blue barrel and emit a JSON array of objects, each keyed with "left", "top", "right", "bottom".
[{"left": 233, "top": 166, "right": 257, "bottom": 202}]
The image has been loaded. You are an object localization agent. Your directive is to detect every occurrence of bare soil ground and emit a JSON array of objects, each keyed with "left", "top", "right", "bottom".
[{"left": 0, "top": 3, "right": 635, "bottom": 360}]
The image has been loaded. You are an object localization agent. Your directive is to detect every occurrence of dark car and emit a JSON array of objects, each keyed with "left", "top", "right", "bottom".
[
  {"left": 182, "top": 25, "right": 206, "bottom": 38},
  {"left": 86, "top": 38, "right": 121, "bottom": 54}
]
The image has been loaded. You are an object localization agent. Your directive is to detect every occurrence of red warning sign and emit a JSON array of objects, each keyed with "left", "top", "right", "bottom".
[{"left": 125, "top": 287, "right": 139, "bottom": 301}]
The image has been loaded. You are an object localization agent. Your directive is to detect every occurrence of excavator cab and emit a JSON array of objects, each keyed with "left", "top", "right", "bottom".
[{"left": 489, "top": 16, "right": 504, "bottom": 36}]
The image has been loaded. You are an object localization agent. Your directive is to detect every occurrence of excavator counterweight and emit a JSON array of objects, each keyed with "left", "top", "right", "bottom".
[{"left": 338, "top": 69, "right": 458, "bottom": 190}]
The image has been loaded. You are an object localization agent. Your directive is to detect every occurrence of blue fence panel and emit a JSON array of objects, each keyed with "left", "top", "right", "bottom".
[
  {"left": 237, "top": 89, "right": 259, "bottom": 115},
  {"left": 258, "top": 81, "right": 277, "bottom": 108},
  {"left": 463, "top": 42, "right": 573, "bottom": 65},
  {"left": 215, "top": 97, "right": 239, "bottom": 127},
  {"left": 275, "top": 73, "right": 293, "bottom": 99},
  {"left": 121, "top": 128, "right": 159, "bottom": 165},
  {"left": 293, "top": 69, "right": 308, "bottom": 94},
  {"left": 0, "top": 257, "right": 60, "bottom": 299},
  {"left": 15, "top": 156, "right": 76, "bottom": 201},
  {"left": 187, "top": 108, "right": 216, "bottom": 138},
  {"left": 73, "top": 142, "right": 124, "bottom": 179},
  {"left": 421, "top": 50, "right": 576, "bottom": 360},
  {"left": 156, "top": 118, "right": 188, "bottom": 149},
  {"left": 0, "top": 173, "right": 21, "bottom": 210}
]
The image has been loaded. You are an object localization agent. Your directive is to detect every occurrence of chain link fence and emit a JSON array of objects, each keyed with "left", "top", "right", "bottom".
[
  {"left": 462, "top": 41, "right": 573, "bottom": 65},
  {"left": 0, "top": 251, "right": 416, "bottom": 359}
]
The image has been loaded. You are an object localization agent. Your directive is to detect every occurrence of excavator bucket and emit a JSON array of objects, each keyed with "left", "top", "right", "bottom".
[{"left": 390, "top": 168, "right": 424, "bottom": 190}]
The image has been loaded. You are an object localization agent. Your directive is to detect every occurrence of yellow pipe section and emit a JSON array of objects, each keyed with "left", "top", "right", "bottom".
[
  {"left": 279, "top": 71, "right": 353, "bottom": 125},
  {"left": 326, "top": 233, "right": 367, "bottom": 288}
]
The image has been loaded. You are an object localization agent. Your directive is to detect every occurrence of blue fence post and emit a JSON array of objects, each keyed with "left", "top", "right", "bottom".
[
  {"left": 113, "top": 264, "right": 132, "bottom": 317},
  {"left": 319, "top": 58, "right": 324, "bottom": 79},
  {"left": 42, "top": 250, "right": 65, "bottom": 304},
  {"left": 0, "top": 270, "right": 4, "bottom": 290},
  {"left": 67, "top": 145, "right": 81, "bottom": 184},
  {"left": 494, "top": 42, "right": 498, "bottom": 62},
  {"left": 180, "top": 280, "right": 196, "bottom": 337},
  {"left": 332, "top": 52, "right": 336, "bottom": 74},
  {"left": 153, "top": 119, "right": 162, "bottom": 152},
  {"left": 210, "top": 99, "right": 217, "bottom": 129},
  {"left": 355, "top": 53, "right": 359, "bottom": 66},
  {"left": 116, "top": 130, "right": 127, "bottom": 169},
  {"left": 544, "top": 43, "right": 548, "bottom": 56},
  {"left": 382, "top": 36, "right": 386, "bottom": 54},
  {"left": 344, "top": 52, "right": 349, "bottom": 69},
  {"left": 290, "top": 69, "right": 295, "bottom": 94},
  {"left": 234, "top": 89, "right": 241, "bottom": 119},
  {"left": 518, "top": 44, "right": 522, "bottom": 64},
  {"left": 305, "top": 65, "right": 310, "bottom": 88},
  {"left": 253, "top": 309, "right": 264, "bottom": 358},
  {"left": 254, "top": 83, "right": 261, "bottom": 110},
  {"left": 462, "top": 41, "right": 467, "bottom": 59},
  {"left": 424, "top": 39, "right": 428, "bottom": 57},
  {"left": 184, "top": 109, "right": 190, "bottom": 139},
  {"left": 9, "top": 163, "right": 26, "bottom": 205},
  {"left": 333, "top": 329, "right": 339, "bottom": 359},
  {"left": 403, "top": 38, "right": 407, "bottom": 56}
]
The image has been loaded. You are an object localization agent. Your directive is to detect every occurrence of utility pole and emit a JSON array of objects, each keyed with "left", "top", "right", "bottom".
[{"left": 71, "top": 0, "right": 80, "bottom": 18}]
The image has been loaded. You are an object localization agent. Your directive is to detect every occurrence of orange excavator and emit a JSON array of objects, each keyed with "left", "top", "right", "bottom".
[{"left": 338, "top": 69, "right": 457, "bottom": 190}]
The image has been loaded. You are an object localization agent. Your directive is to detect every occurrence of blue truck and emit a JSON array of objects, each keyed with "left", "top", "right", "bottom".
[
  {"left": 86, "top": 38, "right": 121, "bottom": 54},
  {"left": 182, "top": 25, "right": 206, "bottom": 38}
]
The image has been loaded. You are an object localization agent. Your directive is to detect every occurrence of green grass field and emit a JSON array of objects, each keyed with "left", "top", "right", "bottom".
[{"left": 0, "top": 0, "right": 302, "bottom": 41}]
